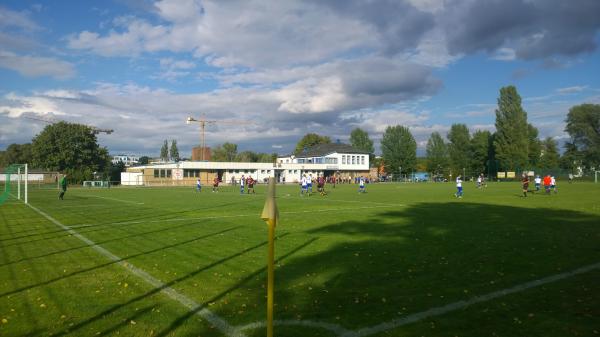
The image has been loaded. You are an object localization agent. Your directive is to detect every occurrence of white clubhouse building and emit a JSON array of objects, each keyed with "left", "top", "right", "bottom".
[{"left": 123, "top": 143, "right": 370, "bottom": 186}]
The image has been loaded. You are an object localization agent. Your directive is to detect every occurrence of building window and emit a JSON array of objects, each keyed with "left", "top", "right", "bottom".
[
  {"left": 297, "top": 159, "right": 305, "bottom": 164},
  {"left": 166, "top": 169, "right": 172, "bottom": 178},
  {"left": 294, "top": 170, "right": 297, "bottom": 174},
  {"left": 154, "top": 169, "right": 159, "bottom": 178},
  {"left": 288, "top": 170, "right": 292, "bottom": 173},
  {"left": 361, "top": 156, "right": 365, "bottom": 165},
  {"left": 352, "top": 156, "right": 355, "bottom": 164},
  {"left": 286, "top": 159, "right": 289, "bottom": 163},
  {"left": 342, "top": 155, "right": 346, "bottom": 164},
  {"left": 267, "top": 170, "right": 271, "bottom": 174}
]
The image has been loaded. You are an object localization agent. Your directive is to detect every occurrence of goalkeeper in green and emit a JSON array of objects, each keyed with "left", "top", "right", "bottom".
[{"left": 59, "top": 174, "right": 68, "bottom": 200}]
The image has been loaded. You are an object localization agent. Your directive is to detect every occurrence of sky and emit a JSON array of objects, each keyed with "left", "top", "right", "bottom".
[{"left": 1, "top": 0, "right": 599, "bottom": 157}]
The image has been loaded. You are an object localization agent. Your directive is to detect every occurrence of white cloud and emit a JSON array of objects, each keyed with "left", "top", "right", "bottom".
[
  {"left": 492, "top": 47, "right": 516, "bottom": 61},
  {"left": 0, "top": 50, "right": 75, "bottom": 79},
  {"left": 0, "top": 92, "right": 65, "bottom": 117},
  {"left": 556, "top": 85, "right": 588, "bottom": 94},
  {"left": 0, "top": 6, "right": 40, "bottom": 31}
]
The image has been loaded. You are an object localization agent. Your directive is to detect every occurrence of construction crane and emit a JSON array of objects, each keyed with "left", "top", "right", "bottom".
[
  {"left": 186, "top": 115, "right": 253, "bottom": 161},
  {"left": 23, "top": 115, "right": 114, "bottom": 134}
]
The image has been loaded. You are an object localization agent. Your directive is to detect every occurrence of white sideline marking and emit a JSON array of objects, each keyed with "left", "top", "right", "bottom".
[
  {"left": 25, "top": 202, "right": 243, "bottom": 337},
  {"left": 75, "top": 205, "right": 396, "bottom": 228},
  {"left": 235, "top": 261, "right": 600, "bottom": 337},
  {"left": 88, "top": 195, "right": 145, "bottom": 205}
]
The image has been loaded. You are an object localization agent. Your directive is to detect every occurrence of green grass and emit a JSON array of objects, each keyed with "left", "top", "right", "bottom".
[{"left": 1, "top": 182, "right": 599, "bottom": 337}]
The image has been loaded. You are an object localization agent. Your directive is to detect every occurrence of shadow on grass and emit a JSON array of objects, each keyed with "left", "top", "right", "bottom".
[
  {"left": 46, "top": 232, "right": 297, "bottom": 337},
  {"left": 234, "top": 201, "right": 600, "bottom": 336},
  {"left": 0, "top": 226, "right": 241, "bottom": 298}
]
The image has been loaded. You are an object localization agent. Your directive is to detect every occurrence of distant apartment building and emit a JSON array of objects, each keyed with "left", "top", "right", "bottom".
[{"left": 111, "top": 155, "right": 139, "bottom": 166}]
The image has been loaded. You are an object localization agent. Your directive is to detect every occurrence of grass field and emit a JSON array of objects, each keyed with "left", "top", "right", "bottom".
[{"left": 1, "top": 181, "right": 599, "bottom": 337}]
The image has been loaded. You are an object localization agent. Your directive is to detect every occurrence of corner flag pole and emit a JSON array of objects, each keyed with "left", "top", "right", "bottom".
[{"left": 260, "top": 177, "right": 279, "bottom": 337}]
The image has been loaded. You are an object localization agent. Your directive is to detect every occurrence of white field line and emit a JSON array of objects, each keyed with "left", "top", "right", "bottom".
[
  {"left": 25, "top": 202, "right": 243, "bottom": 337},
  {"left": 87, "top": 195, "right": 145, "bottom": 205},
  {"left": 73, "top": 205, "right": 397, "bottom": 228},
  {"left": 235, "top": 261, "right": 600, "bottom": 337},
  {"left": 53, "top": 204, "right": 112, "bottom": 209}
]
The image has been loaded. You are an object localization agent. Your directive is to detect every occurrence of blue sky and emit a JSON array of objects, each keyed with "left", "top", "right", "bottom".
[{"left": 1, "top": 0, "right": 599, "bottom": 157}]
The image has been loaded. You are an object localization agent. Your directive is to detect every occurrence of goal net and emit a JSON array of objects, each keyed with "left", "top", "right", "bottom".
[{"left": 0, "top": 164, "right": 28, "bottom": 205}]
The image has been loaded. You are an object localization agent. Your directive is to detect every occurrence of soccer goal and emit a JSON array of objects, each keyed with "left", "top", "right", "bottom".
[
  {"left": 83, "top": 180, "right": 111, "bottom": 188},
  {"left": 0, "top": 163, "right": 28, "bottom": 205}
]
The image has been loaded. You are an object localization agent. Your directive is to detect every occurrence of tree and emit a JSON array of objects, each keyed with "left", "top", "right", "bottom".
[
  {"left": 447, "top": 124, "right": 471, "bottom": 177},
  {"left": 160, "top": 140, "right": 169, "bottom": 162},
  {"left": 560, "top": 142, "right": 582, "bottom": 171},
  {"left": 527, "top": 124, "right": 542, "bottom": 167},
  {"left": 493, "top": 86, "right": 530, "bottom": 171},
  {"left": 138, "top": 156, "right": 150, "bottom": 165},
  {"left": 108, "top": 161, "right": 126, "bottom": 183},
  {"left": 539, "top": 137, "right": 560, "bottom": 169},
  {"left": 349, "top": 128, "right": 375, "bottom": 162},
  {"left": 470, "top": 130, "right": 492, "bottom": 175},
  {"left": 380, "top": 125, "right": 416, "bottom": 176},
  {"left": 0, "top": 143, "right": 32, "bottom": 166},
  {"left": 565, "top": 103, "right": 600, "bottom": 169},
  {"left": 294, "top": 133, "right": 331, "bottom": 155},
  {"left": 30, "top": 122, "right": 109, "bottom": 182},
  {"left": 425, "top": 132, "right": 448, "bottom": 175},
  {"left": 170, "top": 140, "right": 180, "bottom": 162},
  {"left": 236, "top": 150, "right": 258, "bottom": 162},
  {"left": 211, "top": 142, "right": 238, "bottom": 161}
]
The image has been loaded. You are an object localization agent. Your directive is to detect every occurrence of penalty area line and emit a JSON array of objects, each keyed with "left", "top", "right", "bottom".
[{"left": 25, "top": 202, "right": 243, "bottom": 337}]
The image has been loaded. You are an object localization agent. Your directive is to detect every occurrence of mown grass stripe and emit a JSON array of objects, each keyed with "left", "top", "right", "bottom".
[{"left": 25, "top": 202, "right": 243, "bottom": 337}]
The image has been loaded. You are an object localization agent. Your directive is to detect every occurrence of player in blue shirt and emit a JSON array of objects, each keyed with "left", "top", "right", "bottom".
[{"left": 196, "top": 178, "right": 201, "bottom": 192}]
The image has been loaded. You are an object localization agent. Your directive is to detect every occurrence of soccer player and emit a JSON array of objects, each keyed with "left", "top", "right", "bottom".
[
  {"left": 358, "top": 176, "right": 366, "bottom": 193},
  {"left": 301, "top": 174, "right": 308, "bottom": 195},
  {"left": 247, "top": 176, "right": 255, "bottom": 194},
  {"left": 196, "top": 178, "right": 202, "bottom": 192},
  {"left": 317, "top": 174, "right": 326, "bottom": 196},
  {"left": 307, "top": 174, "right": 313, "bottom": 194},
  {"left": 455, "top": 175, "right": 463, "bottom": 198},
  {"left": 476, "top": 175, "right": 482, "bottom": 189},
  {"left": 521, "top": 173, "right": 529, "bottom": 197},
  {"left": 212, "top": 176, "right": 219, "bottom": 192},
  {"left": 240, "top": 175, "right": 245, "bottom": 194},
  {"left": 59, "top": 174, "right": 68, "bottom": 200},
  {"left": 551, "top": 176, "right": 557, "bottom": 194},
  {"left": 543, "top": 175, "right": 551, "bottom": 194},
  {"left": 534, "top": 175, "right": 541, "bottom": 192}
]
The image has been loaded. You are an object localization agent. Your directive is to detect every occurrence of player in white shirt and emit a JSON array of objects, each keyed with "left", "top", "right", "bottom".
[
  {"left": 534, "top": 175, "right": 542, "bottom": 192},
  {"left": 455, "top": 176, "right": 463, "bottom": 198},
  {"left": 240, "top": 175, "right": 245, "bottom": 194},
  {"left": 476, "top": 175, "right": 482, "bottom": 188},
  {"left": 358, "top": 176, "right": 366, "bottom": 193},
  {"left": 196, "top": 178, "right": 201, "bottom": 192},
  {"left": 307, "top": 174, "right": 313, "bottom": 194},
  {"left": 550, "top": 176, "right": 557, "bottom": 193},
  {"left": 301, "top": 174, "right": 308, "bottom": 195}
]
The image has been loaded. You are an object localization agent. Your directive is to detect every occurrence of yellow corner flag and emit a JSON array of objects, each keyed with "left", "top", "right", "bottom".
[{"left": 260, "top": 177, "right": 278, "bottom": 337}]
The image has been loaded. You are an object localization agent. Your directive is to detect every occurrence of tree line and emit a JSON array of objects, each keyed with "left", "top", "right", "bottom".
[
  {"left": 384, "top": 86, "right": 599, "bottom": 176},
  {"left": 2, "top": 85, "right": 598, "bottom": 181}
]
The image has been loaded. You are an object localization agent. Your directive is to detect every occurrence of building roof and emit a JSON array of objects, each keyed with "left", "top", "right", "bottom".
[{"left": 295, "top": 143, "right": 370, "bottom": 158}]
